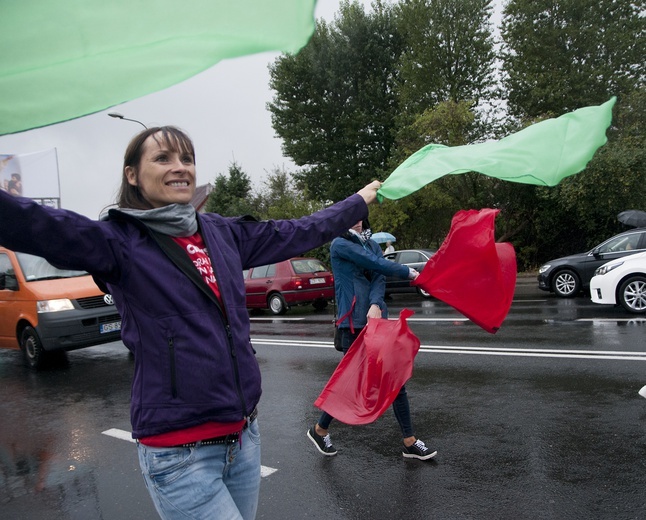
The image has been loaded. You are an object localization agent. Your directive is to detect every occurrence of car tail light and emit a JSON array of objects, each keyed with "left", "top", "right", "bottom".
[{"left": 292, "top": 276, "right": 304, "bottom": 289}]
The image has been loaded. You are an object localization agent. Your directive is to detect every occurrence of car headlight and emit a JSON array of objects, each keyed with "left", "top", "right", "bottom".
[
  {"left": 538, "top": 264, "right": 551, "bottom": 274},
  {"left": 594, "top": 261, "right": 623, "bottom": 276},
  {"left": 37, "top": 298, "right": 74, "bottom": 312}
]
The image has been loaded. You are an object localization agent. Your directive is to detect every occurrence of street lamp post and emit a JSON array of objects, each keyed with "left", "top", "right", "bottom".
[{"left": 107, "top": 112, "right": 147, "bottom": 129}]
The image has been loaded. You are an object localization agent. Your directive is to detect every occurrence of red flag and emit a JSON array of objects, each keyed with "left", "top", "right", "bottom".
[
  {"left": 314, "top": 310, "right": 420, "bottom": 425},
  {"left": 412, "top": 208, "right": 517, "bottom": 333}
]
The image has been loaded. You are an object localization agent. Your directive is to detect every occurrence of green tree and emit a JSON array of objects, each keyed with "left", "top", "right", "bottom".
[
  {"left": 501, "top": 0, "right": 645, "bottom": 118},
  {"left": 256, "top": 167, "right": 325, "bottom": 220},
  {"left": 499, "top": 0, "right": 645, "bottom": 267},
  {"left": 376, "top": 100, "right": 484, "bottom": 250},
  {"left": 394, "top": 0, "right": 497, "bottom": 116},
  {"left": 536, "top": 88, "right": 646, "bottom": 255},
  {"left": 377, "top": 1, "right": 498, "bottom": 250},
  {"left": 268, "top": 0, "right": 404, "bottom": 202},
  {"left": 250, "top": 167, "right": 333, "bottom": 263},
  {"left": 205, "top": 162, "right": 257, "bottom": 217}
]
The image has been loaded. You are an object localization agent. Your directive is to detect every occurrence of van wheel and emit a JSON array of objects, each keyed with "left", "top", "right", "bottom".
[
  {"left": 268, "top": 294, "right": 287, "bottom": 315},
  {"left": 20, "top": 326, "right": 47, "bottom": 370}
]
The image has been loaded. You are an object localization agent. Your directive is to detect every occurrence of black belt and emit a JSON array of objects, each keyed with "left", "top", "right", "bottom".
[{"left": 174, "top": 407, "right": 258, "bottom": 448}]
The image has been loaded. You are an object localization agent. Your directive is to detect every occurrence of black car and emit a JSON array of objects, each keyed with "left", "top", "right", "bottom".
[
  {"left": 384, "top": 249, "right": 436, "bottom": 297},
  {"left": 537, "top": 228, "right": 646, "bottom": 297}
]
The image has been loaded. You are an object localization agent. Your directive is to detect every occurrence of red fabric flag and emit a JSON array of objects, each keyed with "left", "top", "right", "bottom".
[
  {"left": 412, "top": 208, "right": 517, "bottom": 334},
  {"left": 314, "top": 310, "right": 420, "bottom": 425}
]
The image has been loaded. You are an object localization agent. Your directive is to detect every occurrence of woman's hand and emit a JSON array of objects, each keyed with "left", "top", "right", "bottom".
[
  {"left": 367, "top": 304, "right": 382, "bottom": 319},
  {"left": 357, "top": 180, "right": 382, "bottom": 205}
]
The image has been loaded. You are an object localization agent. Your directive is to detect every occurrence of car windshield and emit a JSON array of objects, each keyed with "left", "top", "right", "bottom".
[
  {"left": 291, "top": 259, "right": 328, "bottom": 274},
  {"left": 16, "top": 252, "right": 88, "bottom": 281}
]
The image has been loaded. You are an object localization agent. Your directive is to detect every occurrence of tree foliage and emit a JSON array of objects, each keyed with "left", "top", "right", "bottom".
[
  {"left": 268, "top": 0, "right": 403, "bottom": 202},
  {"left": 372, "top": 100, "right": 476, "bottom": 250},
  {"left": 394, "top": 0, "right": 497, "bottom": 115},
  {"left": 536, "top": 88, "right": 646, "bottom": 254},
  {"left": 255, "top": 167, "right": 325, "bottom": 220},
  {"left": 498, "top": 0, "right": 645, "bottom": 266},
  {"left": 256, "top": 0, "right": 646, "bottom": 271},
  {"left": 501, "top": 0, "right": 646, "bottom": 118},
  {"left": 205, "top": 162, "right": 256, "bottom": 217}
]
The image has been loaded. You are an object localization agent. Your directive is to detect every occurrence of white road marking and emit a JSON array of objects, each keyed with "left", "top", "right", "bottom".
[
  {"left": 102, "top": 428, "right": 278, "bottom": 477},
  {"left": 102, "top": 428, "right": 134, "bottom": 442},
  {"left": 404, "top": 317, "right": 469, "bottom": 322},
  {"left": 250, "top": 317, "right": 306, "bottom": 321},
  {"left": 251, "top": 338, "right": 646, "bottom": 361},
  {"left": 577, "top": 318, "right": 646, "bottom": 323},
  {"left": 417, "top": 345, "right": 646, "bottom": 360}
]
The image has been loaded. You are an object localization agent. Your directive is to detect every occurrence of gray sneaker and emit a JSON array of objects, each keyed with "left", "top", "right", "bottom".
[
  {"left": 307, "top": 425, "right": 337, "bottom": 456},
  {"left": 402, "top": 439, "right": 437, "bottom": 460}
]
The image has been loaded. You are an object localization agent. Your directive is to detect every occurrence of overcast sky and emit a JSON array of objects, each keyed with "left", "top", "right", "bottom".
[
  {"left": 0, "top": 0, "right": 367, "bottom": 218},
  {"left": 0, "top": 0, "right": 503, "bottom": 218}
]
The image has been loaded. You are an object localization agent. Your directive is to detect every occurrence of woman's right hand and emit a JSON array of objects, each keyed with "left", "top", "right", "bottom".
[{"left": 356, "top": 180, "right": 382, "bottom": 205}]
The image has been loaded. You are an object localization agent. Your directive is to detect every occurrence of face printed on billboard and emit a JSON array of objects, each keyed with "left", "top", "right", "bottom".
[
  {"left": 0, "top": 155, "right": 21, "bottom": 196},
  {"left": 0, "top": 150, "right": 59, "bottom": 200}
]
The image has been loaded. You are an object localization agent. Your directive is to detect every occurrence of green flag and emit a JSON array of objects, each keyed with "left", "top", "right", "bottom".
[
  {"left": 0, "top": 0, "right": 316, "bottom": 135},
  {"left": 378, "top": 98, "right": 616, "bottom": 202}
]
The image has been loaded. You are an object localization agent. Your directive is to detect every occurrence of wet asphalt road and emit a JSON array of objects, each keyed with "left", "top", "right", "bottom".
[{"left": 1, "top": 275, "right": 645, "bottom": 519}]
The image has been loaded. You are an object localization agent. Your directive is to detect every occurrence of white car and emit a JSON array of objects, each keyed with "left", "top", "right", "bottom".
[{"left": 590, "top": 251, "right": 646, "bottom": 314}]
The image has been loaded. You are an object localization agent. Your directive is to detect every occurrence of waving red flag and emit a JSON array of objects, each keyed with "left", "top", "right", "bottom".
[
  {"left": 314, "top": 310, "right": 420, "bottom": 425},
  {"left": 412, "top": 208, "right": 517, "bottom": 333}
]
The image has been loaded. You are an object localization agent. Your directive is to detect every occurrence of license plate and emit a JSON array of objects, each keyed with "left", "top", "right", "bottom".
[
  {"left": 100, "top": 321, "right": 121, "bottom": 333},
  {"left": 310, "top": 278, "right": 325, "bottom": 284}
]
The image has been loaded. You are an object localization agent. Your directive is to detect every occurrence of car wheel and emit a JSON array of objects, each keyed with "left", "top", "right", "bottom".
[
  {"left": 618, "top": 275, "right": 646, "bottom": 314},
  {"left": 416, "top": 287, "right": 432, "bottom": 298},
  {"left": 552, "top": 269, "right": 580, "bottom": 298},
  {"left": 268, "top": 294, "right": 288, "bottom": 315},
  {"left": 20, "top": 326, "right": 47, "bottom": 370},
  {"left": 312, "top": 299, "right": 328, "bottom": 311}
]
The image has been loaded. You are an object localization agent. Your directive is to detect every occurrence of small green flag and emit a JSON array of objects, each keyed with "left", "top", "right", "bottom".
[
  {"left": 378, "top": 98, "right": 616, "bottom": 201},
  {"left": 0, "top": 0, "right": 317, "bottom": 135}
]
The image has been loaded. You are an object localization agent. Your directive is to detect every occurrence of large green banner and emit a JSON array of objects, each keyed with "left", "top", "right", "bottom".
[{"left": 0, "top": 0, "right": 317, "bottom": 135}]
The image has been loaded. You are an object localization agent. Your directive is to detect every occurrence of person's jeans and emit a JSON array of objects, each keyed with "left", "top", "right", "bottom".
[
  {"left": 318, "top": 328, "right": 414, "bottom": 438},
  {"left": 137, "top": 418, "right": 261, "bottom": 520}
]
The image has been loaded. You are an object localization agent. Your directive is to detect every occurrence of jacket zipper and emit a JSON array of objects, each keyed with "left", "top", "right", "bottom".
[
  {"left": 224, "top": 322, "right": 248, "bottom": 417},
  {"left": 200, "top": 223, "right": 249, "bottom": 419},
  {"left": 168, "top": 337, "right": 177, "bottom": 398}
]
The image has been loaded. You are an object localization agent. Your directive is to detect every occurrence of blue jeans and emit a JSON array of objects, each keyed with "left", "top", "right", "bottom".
[
  {"left": 319, "top": 328, "right": 415, "bottom": 438},
  {"left": 137, "top": 418, "right": 261, "bottom": 520}
]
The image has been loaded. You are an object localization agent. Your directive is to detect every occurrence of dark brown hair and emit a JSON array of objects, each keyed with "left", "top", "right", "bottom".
[{"left": 116, "top": 126, "right": 196, "bottom": 209}]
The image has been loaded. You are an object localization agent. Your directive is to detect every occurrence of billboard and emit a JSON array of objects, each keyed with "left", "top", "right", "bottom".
[{"left": 0, "top": 149, "right": 60, "bottom": 205}]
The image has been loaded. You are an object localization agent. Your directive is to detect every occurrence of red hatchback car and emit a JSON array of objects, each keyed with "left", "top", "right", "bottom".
[{"left": 243, "top": 257, "right": 334, "bottom": 315}]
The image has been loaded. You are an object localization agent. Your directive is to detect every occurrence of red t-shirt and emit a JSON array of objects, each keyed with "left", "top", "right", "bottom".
[
  {"left": 139, "top": 232, "right": 243, "bottom": 447},
  {"left": 172, "top": 233, "right": 222, "bottom": 303}
]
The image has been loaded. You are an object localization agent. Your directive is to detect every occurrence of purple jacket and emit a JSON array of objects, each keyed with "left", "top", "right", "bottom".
[{"left": 0, "top": 191, "right": 367, "bottom": 437}]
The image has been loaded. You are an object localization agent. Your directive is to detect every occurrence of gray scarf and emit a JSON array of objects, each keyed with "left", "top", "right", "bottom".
[{"left": 115, "top": 204, "right": 198, "bottom": 237}]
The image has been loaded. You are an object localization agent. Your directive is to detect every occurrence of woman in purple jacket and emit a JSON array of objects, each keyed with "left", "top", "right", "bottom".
[{"left": 0, "top": 126, "right": 381, "bottom": 520}]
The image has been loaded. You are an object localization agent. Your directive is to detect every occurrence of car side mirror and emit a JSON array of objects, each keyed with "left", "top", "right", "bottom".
[
  {"left": 591, "top": 248, "right": 602, "bottom": 257},
  {"left": 0, "top": 272, "right": 18, "bottom": 291}
]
